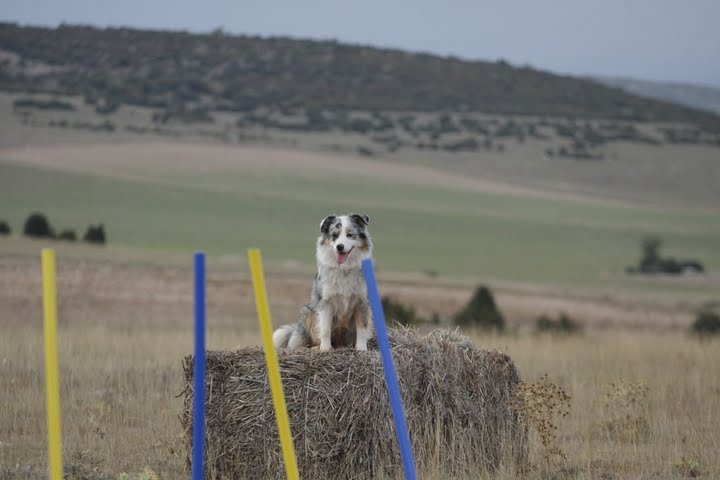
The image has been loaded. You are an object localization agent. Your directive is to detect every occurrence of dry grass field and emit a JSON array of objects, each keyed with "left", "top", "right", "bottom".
[{"left": 1, "top": 248, "right": 719, "bottom": 479}]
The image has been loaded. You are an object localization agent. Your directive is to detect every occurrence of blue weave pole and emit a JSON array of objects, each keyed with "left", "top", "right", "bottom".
[
  {"left": 192, "top": 252, "right": 206, "bottom": 480},
  {"left": 361, "top": 259, "right": 417, "bottom": 480}
]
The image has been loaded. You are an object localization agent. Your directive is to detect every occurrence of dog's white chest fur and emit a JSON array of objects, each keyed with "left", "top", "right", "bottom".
[{"left": 317, "top": 266, "right": 367, "bottom": 314}]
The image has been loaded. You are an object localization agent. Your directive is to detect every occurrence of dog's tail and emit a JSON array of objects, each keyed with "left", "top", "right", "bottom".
[
  {"left": 272, "top": 324, "right": 296, "bottom": 349},
  {"left": 272, "top": 323, "right": 311, "bottom": 349}
]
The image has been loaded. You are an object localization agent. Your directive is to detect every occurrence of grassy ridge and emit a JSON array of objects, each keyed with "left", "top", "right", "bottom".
[
  {"left": 1, "top": 158, "right": 718, "bottom": 288},
  {"left": 2, "top": 23, "right": 720, "bottom": 129}
]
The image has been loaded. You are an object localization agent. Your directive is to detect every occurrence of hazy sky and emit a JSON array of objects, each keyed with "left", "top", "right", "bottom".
[{"left": 3, "top": 0, "right": 720, "bottom": 87}]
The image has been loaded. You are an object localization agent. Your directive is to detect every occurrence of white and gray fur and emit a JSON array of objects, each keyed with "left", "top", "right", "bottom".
[{"left": 272, "top": 213, "right": 374, "bottom": 351}]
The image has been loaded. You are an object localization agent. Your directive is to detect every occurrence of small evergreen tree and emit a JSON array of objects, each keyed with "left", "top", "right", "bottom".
[
  {"left": 453, "top": 285, "right": 505, "bottom": 331},
  {"left": 0, "top": 220, "right": 10, "bottom": 235},
  {"left": 381, "top": 296, "right": 419, "bottom": 326},
  {"left": 640, "top": 236, "right": 662, "bottom": 267},
  {"left": 83, "top": 223, "right": 107, "bottom": 245},
  {"left": 692, "top": 311, "right": 720, "bottom": 336},
  {"left": 23, "top": 212, "right": 54, "bottom": 238}
]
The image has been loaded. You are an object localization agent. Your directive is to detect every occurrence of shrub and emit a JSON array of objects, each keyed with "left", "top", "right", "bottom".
[
  {"left": 83, "top": 224, "right": 107, "bottom": 245},
  {"left": 0, "top": 220, "right": 10, "bottom": 235},
  {"left": 436, "top": 114, "right": 459, "bottom": 134},
  {"left": 65, "top": 450, "right": 109, "bottom": 480},
  {"left": 357, "top": 146, "right": 374, "bottom": 157},
  {"left": 691, "top": 311, "right": 720, "bottom": 336},
  {"left": 495, "top": 120, "right": 520, "bottom": 137},
  {"left": 58, "top": 229, "right": 77, "bottom": 242},
  {"left": 94, "top": 100, "right": 121, "bottom": 115},
  {"left": 535, "top": 313, "right": 583, "bottom": 335},
  {"left": 381, "top": 296, "right": 419, "bottom": 326},
  {"left": 442, "top": 137, "right": 479, "bottom": 152},
  {"left": 154, "top": 106, "right": 213, "bottom": 124},
  {"left": 304, "top": 108, "right": 330, "bottom": 131},
  {"left": 344, "top": 118, "right": 374, "bottom": 134},
  {"left": 13, "top": 98, "right": 76, "bottom": 111},
  {"left": 632, "top": 236, "right": 705, "bottom": 275},
  {"left": 680, "top": 260, "right": 705, "bottom": 273},
  {"left": 23, "top": 212, "right": 54, "bottom": 238},
  {"left": 673, "top": 456, "right": 702, "bottom": 478},
  {"left": 657, "top": 257, "right": 683, "bottom": 274},
  {"left": 453, "top": 285, "right": 505, "bottom": 331}
]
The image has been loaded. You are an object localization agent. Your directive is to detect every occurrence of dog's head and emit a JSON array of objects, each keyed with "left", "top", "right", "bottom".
[{"left": 317, "top": 213, "right": 372, "bottom": 268}]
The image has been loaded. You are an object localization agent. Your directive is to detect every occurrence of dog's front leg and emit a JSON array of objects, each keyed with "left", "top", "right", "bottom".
[
  {"left": 317, "top": 305, "right": 334, "bottom": 351},
  {"left": 355, "top": 306, "right": 373, "bottom": 351}
]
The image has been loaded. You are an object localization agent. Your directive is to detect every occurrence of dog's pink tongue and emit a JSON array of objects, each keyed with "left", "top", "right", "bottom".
[{"left": 337, "top": 251, "right": 350, "bottom": 265}]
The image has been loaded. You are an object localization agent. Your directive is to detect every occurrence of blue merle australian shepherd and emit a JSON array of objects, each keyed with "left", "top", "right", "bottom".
[{"left": 272, "top": 213, "right": 374, "bottom": 351}]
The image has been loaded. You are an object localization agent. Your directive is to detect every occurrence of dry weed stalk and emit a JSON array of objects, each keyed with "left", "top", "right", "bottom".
[{"left": 510, "top": 373, "right": 571, "bottom": 467}]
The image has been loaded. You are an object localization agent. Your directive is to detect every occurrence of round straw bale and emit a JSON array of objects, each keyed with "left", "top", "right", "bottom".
[{"left": 181, "top": 328, "right": 526, "bottom": 479}]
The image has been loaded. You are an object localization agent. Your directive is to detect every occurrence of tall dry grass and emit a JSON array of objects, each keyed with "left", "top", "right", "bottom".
[
  {"left": 1, "top": 255, "right": 719, "bottom": 478},
  {"left": 473, "top": 332, "right": 720, "bottom": 479}
]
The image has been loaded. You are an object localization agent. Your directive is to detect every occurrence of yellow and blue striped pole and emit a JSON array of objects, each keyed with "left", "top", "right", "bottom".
[
  {"left": 247, "top": 249, "right": 299, "bottom": 480},
  {"left": 41, "top": 249, "right": 63, "bottom": 480}
]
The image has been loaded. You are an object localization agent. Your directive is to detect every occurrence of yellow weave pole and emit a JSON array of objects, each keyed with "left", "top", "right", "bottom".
[
  {"left": 41, "top": 249, "right": 63, "bottom": 480},
  {"left": 247, "top": 249, "right": 299, "bottom": 480}
]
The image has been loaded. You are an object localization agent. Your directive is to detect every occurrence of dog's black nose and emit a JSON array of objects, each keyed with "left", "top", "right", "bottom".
[{"left": 336, "top": 244, "right": 345, "bottom": 252}]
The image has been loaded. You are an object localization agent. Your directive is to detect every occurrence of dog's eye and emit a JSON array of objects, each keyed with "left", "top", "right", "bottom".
[
  {"left": 331, "top": 233, "right": 339, "bottom": 240},
  {"left": 346, "top": 233, "right": 355, "bottom": 239}
]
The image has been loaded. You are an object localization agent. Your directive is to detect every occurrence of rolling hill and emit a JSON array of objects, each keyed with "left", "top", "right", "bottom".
[
  {"left": 1, "top": 22, "right": 720, "bottom": 130},
  {"left": 594, "top": 76, "right": 720, "bottom": 114}
]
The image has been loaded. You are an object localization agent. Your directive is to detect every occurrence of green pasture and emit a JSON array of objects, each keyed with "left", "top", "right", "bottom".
[{"left": 1, "top": 158, "right": 718, "bottom": 292}]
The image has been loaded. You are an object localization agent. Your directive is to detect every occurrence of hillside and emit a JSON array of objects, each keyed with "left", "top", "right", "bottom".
[
  {"left": 594, "top": 76, "right": 720, "bottom": 114},
  {"left": 1, "top": 22, "right": 720, "bottom": 130}
]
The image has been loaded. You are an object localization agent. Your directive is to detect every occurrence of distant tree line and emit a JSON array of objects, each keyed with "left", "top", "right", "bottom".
[{"left": 0, "top": 212, "right": 108, "bottom": 245}]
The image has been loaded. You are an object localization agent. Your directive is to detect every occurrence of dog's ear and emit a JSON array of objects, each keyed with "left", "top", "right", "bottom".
[
  {"left": 350, "top": 214, "right": 370, "bottom": 227},
  {"left": 319, "top": 215, "right": 337, "bottom": 235}
]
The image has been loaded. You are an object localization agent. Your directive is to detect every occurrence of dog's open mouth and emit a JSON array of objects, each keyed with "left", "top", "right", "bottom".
[{"left": 337, "top": 247, "right": 354, "bottom": 265}]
